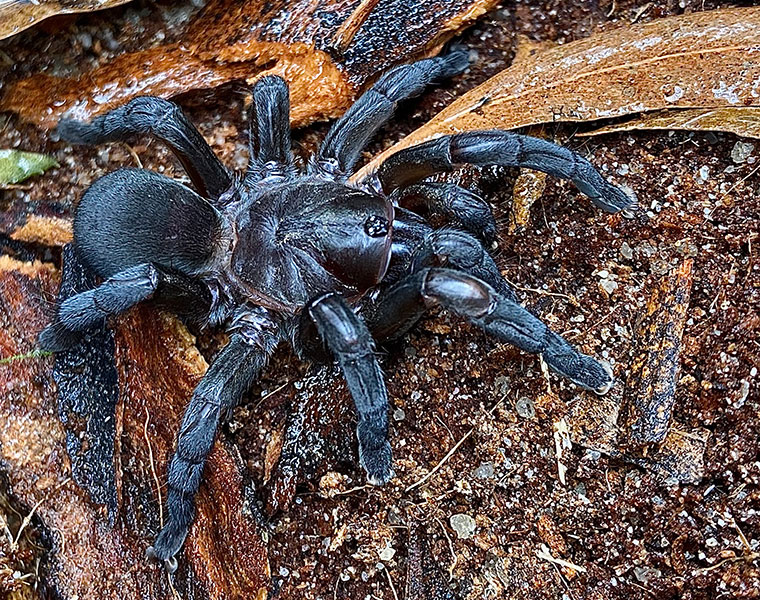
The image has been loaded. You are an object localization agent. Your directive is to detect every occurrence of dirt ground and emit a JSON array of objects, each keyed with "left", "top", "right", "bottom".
[{"left": 1, "top": 0, "right": 759, "bottom": 599}]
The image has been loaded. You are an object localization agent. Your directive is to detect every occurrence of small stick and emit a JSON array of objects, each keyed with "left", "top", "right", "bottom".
[
  {"left": 383, "top": 566, "right": 399, "bottom": 600},
  {"left": 144, "top": 407, "right": 163, "bottom": 528}
]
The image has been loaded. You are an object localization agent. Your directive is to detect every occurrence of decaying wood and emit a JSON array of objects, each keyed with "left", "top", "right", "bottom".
[
  {"left": 568, "top": 259, "right": 706, "bottom": 486},
  {"left": 0, "top": 0, "right": 499, "bottom": 129},
  {"left": 0, "top": 258, "right": 269, "bottom": 599},
  {"left": 264, "top": 367, "right": 355, "bottom": 515},
  {"left": 0, "top": 0, "right": 130, "bottom": 41},
  {"left": 356, "top": 6, "right": 760, "bottom": 179},
  {"left": 406, "top": 525, "right": 459, "bottom": 600},
  {"left": 625, "top": 259, "right": 694, "bottom": 446}
]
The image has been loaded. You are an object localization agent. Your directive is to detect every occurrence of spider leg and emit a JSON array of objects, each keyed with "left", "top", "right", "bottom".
[
  {"left": 57, "top": 97, "right": 231, "bottom": 201},
  {"left": 315, "top": 50, "right": 469, "bottom": 176},
  {"left": 245, "top": 76, "right": 296, "bottom": 182},
  {"left": 307, "top": 293, "right": 393, "bottom": 485},
  {"left": 375, "top": 131, "right": 635, "bottom": 213},
  {"left": 38, "top": 264, "right": 212, "bottom": 352},
  {"left": 391, "top": 182, "right": 497, "bottom": 246},
  {"left": 149, "top": 330, "right": 277, "bottom": 567},
  {"left": 367, "top": 267, "right": 613, "bottom": 394},
  {"left": 410, "top": 228, "right": 516, "bottom": 301}
]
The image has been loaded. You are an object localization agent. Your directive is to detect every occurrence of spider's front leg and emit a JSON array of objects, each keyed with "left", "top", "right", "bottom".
[
  {"left": 307, "top": 293, "right": 394, "bottom": 485},
  {"left": 149, "top": 326, "right": 278, "bottom": 569},
  {"left": 375, "top": 131, "right": 636, "bottom": 213},
  {"left": 315, "top": 50, "right": 469, "bottom": 176},
  {"left": 367, "top": 263, "right": 613, "bottom": 394}
]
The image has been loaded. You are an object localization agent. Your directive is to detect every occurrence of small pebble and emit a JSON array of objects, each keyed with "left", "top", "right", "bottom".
[
  {"left": 473, "top": 462, "right": 495, "bottom": 479},
  {"left": 731, "top": 141, "right": 754, "bottom": 164},
  {"left": 378, "top": 544, "right": 396, "bottom": 561},
  {"left": 392, "top": 408, "right": 405, "bottom": 421},
  {"left": 634, "top": 566, "right": 661, "bottom": 584},
  {"left": 515, "top": 397, "right": 535, "bottom": 419},
  {"left": 450, "top": 513, "right": 477, "bottom": 539},
  {"left": 600, "top": 278, "right": 619, "bottom": 295},
  {"left": 695, "top": 165, "right": 710, "bottom": 184},
  {"left": 620, "top": 241, "right": 633, "bottom": 260}
]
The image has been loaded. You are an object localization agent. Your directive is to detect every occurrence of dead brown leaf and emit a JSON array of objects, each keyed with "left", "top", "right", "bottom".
[
  {"left": 0, "top": 0, "right": 498, "bottom": 129},
  {"left": 581, "top": 107, "right": 760, "bottom": 139},
  {"left": 357, "top": 6, "right": 760, "bottom": 179},
  {"left": 0, "top": 0, "right": 130, "bottom": 41}
]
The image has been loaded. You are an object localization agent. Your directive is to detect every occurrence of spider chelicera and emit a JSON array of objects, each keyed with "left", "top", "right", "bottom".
[{"left": 39, "top": 50, "right": 634, "bottom": 569}]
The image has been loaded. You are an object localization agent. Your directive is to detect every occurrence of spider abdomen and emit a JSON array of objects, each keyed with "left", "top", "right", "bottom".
[
  {"left": 228, "top": 178, "right": 393, "bottom": 312},
  {"left": 74, "top": 168, "right": 223, "bottom": 279}
]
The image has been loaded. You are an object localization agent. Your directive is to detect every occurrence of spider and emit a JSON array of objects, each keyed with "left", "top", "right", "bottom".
[{"left": 39, "top": 50, "right": 634, "bottom": 570}]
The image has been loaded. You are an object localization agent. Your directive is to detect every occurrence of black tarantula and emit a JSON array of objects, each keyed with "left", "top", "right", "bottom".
[{"left": 40, "top": 50, "right": 634, "bottom": 569}]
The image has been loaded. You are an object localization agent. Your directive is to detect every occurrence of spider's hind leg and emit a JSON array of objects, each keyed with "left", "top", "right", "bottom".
[
  {"left": 39, "top": 263, "right": 212, "bottom": 352},
  {"left": 367, "top": 267, "right": 613, "bottom": 394},
  {"left": 150, "top": 329, "right": 277, "bottom": 566},
  {"left": 57, "top": 97, "right": 231, "bottom": 201},
  {"left": 245, "top": 75, "right": 296, "bottom": 182}
]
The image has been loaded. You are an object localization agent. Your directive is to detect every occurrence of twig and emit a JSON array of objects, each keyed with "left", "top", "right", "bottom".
[
  {"left": 536, "top": 544, "right": 587, "bottom": 572},
  {"left": 332, "top": 484, "right": 371, "bottom": 496},
  {"left": 436, "top": 517, "right": 458, "bottom": 581},
  {"left": 631, "top": 2, "right": 652, "bottom": 23},
  {"left": 252, "top": 381, "right": 289, "bottom": 412},
  {"left": 144, "top": 407, "right": 163, "bottom": 528},
  {"left": 503, "top": 276, "right": 580, "bottom": 307},
  {"left": 383, "top": 566, "right": 399, "bottom": 600},
  {"left": 122, "top": 143, "right": 143, "bottom": 169},
  {"left": 693, "top": 553, "right": 760, "bottom": 575},
  {"left": 14, "top": 477, "right": 70, "bottom": 546}
]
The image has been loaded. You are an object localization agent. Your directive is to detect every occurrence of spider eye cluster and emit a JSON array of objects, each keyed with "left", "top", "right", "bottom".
[{"left": 364, "top": 215, "right": 390, "bottom": 238}]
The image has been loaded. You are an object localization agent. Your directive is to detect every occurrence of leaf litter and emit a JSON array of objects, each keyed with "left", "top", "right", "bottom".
[{"left": 357, "top": 6, "right": 760, "bottom": 179}]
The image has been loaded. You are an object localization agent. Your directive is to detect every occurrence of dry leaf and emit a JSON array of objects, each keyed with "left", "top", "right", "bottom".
[
  {"left": 0, "top": 257, "right": 269, "bottom": 599},
  {"left": 357, "top": 6, "right": 760, "bottom": 179},
  {"left": 581, "top": 107, "right": 760, "bottom": 139},
  {"left": 0, "top": 0, "right": 498, "bottom": 129},
  {"left": 0, "top": 0, "right": 130, "bottom": 41}
]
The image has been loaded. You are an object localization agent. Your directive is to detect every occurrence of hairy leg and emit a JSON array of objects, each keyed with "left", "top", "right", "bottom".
[
  {"left": 367, "top": 267, "right": 613, "bottom": 393},
  {"left": 315, "top": 51, "right": 469, "bottom": 176},
  {"left": 58, "top": 97, "right": 231, "bottom": 201},
  {"left": 375, "top": 131, "right": 635, "bottom": 213},
  {"left": 245, "top": 75, "right": 296, "bottom": 182},
  {"left": 38, "top": 264, "right": 212, "bottom": 351},
  {"left": 307, "top": 293, "right": 393, "bottom": 485},
  {"left": 149, "top": 329, "right": 277, "bottom": 568},
  {"left": 391, "top": 182, "right": 497, "bottom": 245}
]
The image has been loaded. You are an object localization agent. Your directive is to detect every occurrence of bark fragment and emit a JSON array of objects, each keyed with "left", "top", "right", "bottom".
[
  {"left": 625, "top": 258, "right": 693, "bottom": 446},
  {"left": 0, "top": 258, "right": 269, "bottom": 599},
  {"left": 0, "top": 0, "right": 499, "bottom": 130}
]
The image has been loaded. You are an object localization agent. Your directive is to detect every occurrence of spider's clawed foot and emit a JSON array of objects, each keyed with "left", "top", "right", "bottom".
[
  {"left": 146, "top": 545, "right": 179, "bottom": 574},
  {"left": 542, "top": 337, "right": 615, "bottom": 395},
  {"left": 358, "top": 429, "right": 395, "bottom": 486}
]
